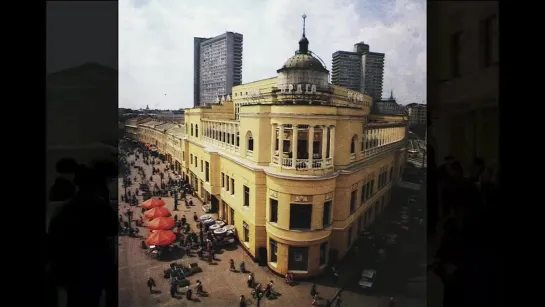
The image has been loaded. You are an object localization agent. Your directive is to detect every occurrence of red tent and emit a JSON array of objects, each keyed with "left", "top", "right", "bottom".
[
  {"left": 147, "top": 217, "right": 175, "bottom": 230},
  {"left": 146, "top": 230, "right": 176, "bottom": 246},
  {"left": 141, "top": 198, "right": 166, "bottom": 209},
  {"left": 144, "top": 207, "right": 170, "bottom": 220}
]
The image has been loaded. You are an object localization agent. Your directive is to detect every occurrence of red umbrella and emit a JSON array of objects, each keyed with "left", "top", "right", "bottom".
[
  {"left": 144, "top": 207, "right": 171, "bottom": 220},
  {"left": 141, "top": 198, "right": 166, "bottom": 209},
  {"left": 147, "top": 217, "right": 175, "bottom": 230},
  {"left": 145, "top": 230, "right": 176, "bottom": 246}
]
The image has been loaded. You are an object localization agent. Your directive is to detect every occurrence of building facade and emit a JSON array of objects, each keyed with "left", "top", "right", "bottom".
[
  {"left": 332, "top": 42, "right": 385, "bottom": 100},
  {"left": 194, "top": 32, "right": 243, "bottom": 107},
  {"left": 132, "top": 31, "right": 408, "bottom": 278},
  {"left": 429, "top": 1, "right": 498, "bottom": 170},
  {"left": 406, "top": 103, "right": 427, "bottom": 126}
]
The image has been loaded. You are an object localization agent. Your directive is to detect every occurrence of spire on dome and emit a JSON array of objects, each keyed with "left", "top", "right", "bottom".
[
  {"left": 390, "top": 89, "right": 394, "bottom": 100},
  {"left": 302, "top": 13, "right": 307, "bottom": 37},
  {"left": 298, "top": 14, "right": 309, "bottom": 54}
]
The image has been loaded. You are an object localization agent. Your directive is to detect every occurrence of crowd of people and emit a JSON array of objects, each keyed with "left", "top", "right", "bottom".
[
  {"left": 427, "top": 149, "right": 499, "bottom": 307},
  {"left": 47, "top": 157, "right": 119, "bottom": 307}
]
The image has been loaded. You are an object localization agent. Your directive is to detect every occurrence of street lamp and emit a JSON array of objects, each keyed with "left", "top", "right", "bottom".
[{"left": 174, "top": 189, "right": 179, "bottom": 211}]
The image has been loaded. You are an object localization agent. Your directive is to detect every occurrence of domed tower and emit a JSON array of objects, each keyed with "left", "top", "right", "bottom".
[{"left": 276, "top": 14, "right": 330, "bottom": 102}]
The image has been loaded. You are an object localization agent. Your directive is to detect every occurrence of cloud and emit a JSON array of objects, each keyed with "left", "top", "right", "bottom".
[{"left": 119, "top": 0, "right": 426, "bottom": 110}]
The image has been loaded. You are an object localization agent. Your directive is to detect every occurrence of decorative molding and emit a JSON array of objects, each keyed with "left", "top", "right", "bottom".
[
  {"left": 269, "top": 190, "right": 278, "bottom": 198},
  {"left": 325, "top": 192, "right": 333, "bottom": 200},
  {"left": 351, "top": 183, "right": 358, "bottom": 190},
  {"left": 241, "top": 113, "right": 361, "bottom": 120},
  {"left": 295, "top": 196, "right": 308, "bottom": 202}
]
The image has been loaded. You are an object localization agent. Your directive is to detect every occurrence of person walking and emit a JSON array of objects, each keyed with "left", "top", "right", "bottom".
[
  {"left": 335, "top": 293, "right": 343, "bottom": 307},
  {"left": 147, "top": 277, "right": 156, "bottom": 293},
  {"left": 229, "top": 259, "right": 236, "bottom": 272},
  {"left": 239, "top": 295, "right": 247, "bottom": 307},
  {"left": 312, "top": 293, "right": 319, "bottom": 305}
]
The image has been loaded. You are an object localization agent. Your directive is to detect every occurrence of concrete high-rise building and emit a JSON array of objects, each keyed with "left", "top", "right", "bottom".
[
  {"left": 331, "top": 42, "right": 385, "bottom": 100},
  {"left": 193, "top": 32, "right": 243, "bottom": 107}
]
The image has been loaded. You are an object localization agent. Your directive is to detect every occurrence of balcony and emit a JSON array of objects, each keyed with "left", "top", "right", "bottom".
[
  {"left": 276, "top": 156, "right": 333, "bottom": 170},
  {"left": 349, "top": 153, "right": 356, "bottom": 162},
  {"left": 364, "top": 140, "right": 406, "bottom": 159},
  {"left": 246, "top": 150, "right": 253, "bottom": 159},
  {"left": 271, "top": 124, "right": 335, "bottom": 171}
]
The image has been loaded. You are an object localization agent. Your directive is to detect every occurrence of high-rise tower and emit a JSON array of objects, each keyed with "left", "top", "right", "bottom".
[
  {"left": 193, "top": 32, "right": 243, "bottom": 107},
  {"left": 331, "top": 42, "right": 385, "bottom": 100}
]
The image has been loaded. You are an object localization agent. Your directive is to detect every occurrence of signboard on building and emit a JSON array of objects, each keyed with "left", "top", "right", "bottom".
[{"left": 279, "top": 83, "right": 317, "bottom": 95}]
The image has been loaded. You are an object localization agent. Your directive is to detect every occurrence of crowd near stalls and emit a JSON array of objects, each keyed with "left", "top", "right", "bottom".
[{"left": 119, "top": 138, "right": 267, "bottom": 303}]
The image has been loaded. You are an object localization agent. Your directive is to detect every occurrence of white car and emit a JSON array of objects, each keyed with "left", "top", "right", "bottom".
[{"left": 358, "top": 269, "right": 377, "bottom": 288}]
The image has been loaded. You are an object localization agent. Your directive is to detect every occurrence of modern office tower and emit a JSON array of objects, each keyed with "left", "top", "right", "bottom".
[
  {"left": 331, "top": 42, "right": 385, "bottom": 100},
  {"left": 193, "top": 32, "right": 243, "bottom": 107}
]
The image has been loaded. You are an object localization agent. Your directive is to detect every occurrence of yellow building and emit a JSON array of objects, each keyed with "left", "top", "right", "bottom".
[{"left": 130, "top": 32, "right": 408, "bottom": 277}]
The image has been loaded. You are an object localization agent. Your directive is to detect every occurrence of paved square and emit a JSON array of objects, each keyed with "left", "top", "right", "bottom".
[{"left": 119, "top": 153, "right": 321, "bottom": 307}]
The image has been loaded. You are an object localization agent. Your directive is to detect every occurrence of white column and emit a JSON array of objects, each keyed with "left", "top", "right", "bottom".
[
  {"left": 230, "top": 124, "right": 234, "bottom": 145},
  {"left": 271, "top": 124, "right": 277, "bottom": 161},
  {"left": 329, "top": 126, "right": 336, "bottom": 160},
  {"left": 321, "top": 126, "right": 327, "bottom": 162},
  {"left": 308, "top": 126, "right": 314, "bottom": 168},
  {"left": 279, "top": 125, "right": 284, "bottom": 163},
  {"left": 292, "top": 125, "right": 299, "bottom": 168}
]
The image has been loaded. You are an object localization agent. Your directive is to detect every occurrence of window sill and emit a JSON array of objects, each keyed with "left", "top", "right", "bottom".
[
  {"left": 288, "top": 228, "right": 312, "bottom": 232},
  {"left": 242, "top": 241, "right": 250, "bottom": 248},
  {"left": 269, "top": 261, "right": 278, "bottom": 268},
  {"left": 243, "top": 206, "right": 249, "bottom": 211},
  {"left": 288, "top": 270, "right": 308, "bottom": 274}
]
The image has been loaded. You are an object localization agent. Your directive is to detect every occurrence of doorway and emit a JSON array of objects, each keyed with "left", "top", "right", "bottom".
[{"left": 211, "top": 196, "right": 219, "bottom": 213}]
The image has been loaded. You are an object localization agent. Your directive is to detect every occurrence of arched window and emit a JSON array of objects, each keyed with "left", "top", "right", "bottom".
[
  {"left": 350, "top": 135, "right": 358, "bottom": 154},
  {"left": 246, "top": 131, "right": 254, "bottom": 151},
  {"left": 361, "top": 136, "right": 365, "bottom": 151},
  {"left": 191, "top": 124, "right": 194, "bottom": 136},
  {"left": 195, "top": 124, "right": 199, "bottom": 137}
]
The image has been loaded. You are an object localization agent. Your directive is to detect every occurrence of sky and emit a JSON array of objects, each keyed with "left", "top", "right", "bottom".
[{"left": 119, "top": 0, "right": 426, "bottom": 110}]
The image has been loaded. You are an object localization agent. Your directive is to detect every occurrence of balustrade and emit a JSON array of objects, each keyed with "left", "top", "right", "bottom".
[
  {"left": 201, "top": 119, "right": 240, "bottom": 155},
  {"left": 271, "top": 124, "right": 334, "bottom": 170}
]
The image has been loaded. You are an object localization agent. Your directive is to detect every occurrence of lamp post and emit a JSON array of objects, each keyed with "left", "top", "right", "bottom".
[{"left": 174, "top": 189, "right": 179, "bottom": 211}]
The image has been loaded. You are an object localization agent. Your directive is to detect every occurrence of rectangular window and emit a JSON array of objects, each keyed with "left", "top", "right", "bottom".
[
  {"left": 288, "top": 246, "right": 309, "bottom": 271},
  {"left": 221, "top": 172, "right": 225, "bottom": 187},
  {"left": 270, "top": 198, "right": 278, "bottom": 223},
  {"left": 226, "top": 175, "right": 230, "bottom": 191},
  {"left": 270, "top": 239, "right": 278, "bottom": 263},
  {"left": 243, "top": 221, "right": 249, "bottom": 242},
  {"left": 182, "top": 151, "right": 185, "bottom": 161},
  {"left": 205, "top": 162, "right": 210, "bottom": 182},
  {"left": 370, "top": 180, "right": 375, "bottom": 197},
  {"left": 191, "top": 124, "right": 194, "bottom": 136},
  {"left": 319, "top": 242, "right": 328, "bottom": 266},
  {"left": 347, "top": 227, "right": 353, "bottom": 247},
  {"left": 230, "top": 208, "right": 235, "bottom": 225},
  {"left": 350, "top": 190, "right": 357, "bottom": 213},
  {"left": 450, "top": 31, "right": 462, "bottom": 78},
  {"left": 231, "top": 178, "right": 235, "bottom": 195},
  {"left": 243, "top": 185, "right": 250, "bottom": 206},
  {"left": 190, "top": 154, "right": 193, "bottom": 164},
  {"left": 195, "top": 125, "right": 199, "bottom": 137},
  {"left": 361, "top": 185, "right": 365, "bottom": 202},
  {"left": 389, "top": 167, "right": 394, "bottom": 182},
  {"left": 200, "top": 160, "right": 203, "bottom": 172},
  {"left": 290, "top": 204, "right": 312, "bottom": 230},
  {"left": 323, "top": 200, "right": 331, "bottom": 227},
  {"left": 482, "top": 15, "right": 498, "bottom": 67}
]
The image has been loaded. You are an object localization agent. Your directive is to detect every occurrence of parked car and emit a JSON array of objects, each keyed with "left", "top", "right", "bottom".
[{"left": 359, "top": 269, "right": 377, "bottom": 288}]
